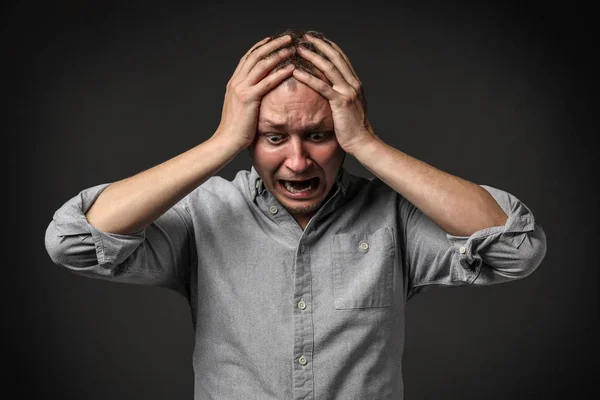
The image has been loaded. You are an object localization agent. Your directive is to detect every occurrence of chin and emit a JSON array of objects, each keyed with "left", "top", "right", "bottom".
[{"left": 282, "top": 200, "right": 323, "bottom": 216}]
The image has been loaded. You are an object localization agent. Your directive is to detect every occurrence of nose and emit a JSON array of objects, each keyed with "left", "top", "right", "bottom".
[{"left": 284, "top": 137, "right": 312, "bottom": 174}]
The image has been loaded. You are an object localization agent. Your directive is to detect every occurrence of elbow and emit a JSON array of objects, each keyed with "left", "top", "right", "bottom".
[
  {"left": 44, "top": 222, "right": 96, "bottom": 270},
  {"left": 514, "top": 222, "right": 547, "bottom": 279},
  {"left": 44, "top": 222, "right": 69, "bottom": 268}
]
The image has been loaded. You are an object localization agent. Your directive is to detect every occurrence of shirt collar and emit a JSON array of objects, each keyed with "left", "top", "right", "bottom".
[{"left": 249, "top": 167, "right": 265, "bottom": 202}]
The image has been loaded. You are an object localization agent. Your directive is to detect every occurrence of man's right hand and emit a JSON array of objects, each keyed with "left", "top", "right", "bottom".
[
  {"left": 212, "top": 34, "right": 296, "bottom": 150},
  {"left": 84, "top": 35, "right": 296, "bottom": 235}
]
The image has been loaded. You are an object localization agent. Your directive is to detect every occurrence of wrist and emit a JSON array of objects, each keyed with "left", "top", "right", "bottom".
[
  {"left": 207, "top": 131, "right": 247, "bottom": 161},
  {"left": 210, "top": 129, "right": 250, "bottom": 155},
  {"left": 344, "top": 132, "right": 381, "bottom": 158}
]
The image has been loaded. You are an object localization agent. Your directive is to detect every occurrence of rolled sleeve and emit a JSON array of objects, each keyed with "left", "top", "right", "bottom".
[
  {"left": 401, "top": 185, "right": 547, "bottom": 299},
  {"left": 44, "top": 183, "right": 195, "bottom": 295},
  {"left": 46, "top": 183, "right": 146, "bottom": 271},
  {"left": 445, "top": 185, "right": 547, "bottom": 285}
]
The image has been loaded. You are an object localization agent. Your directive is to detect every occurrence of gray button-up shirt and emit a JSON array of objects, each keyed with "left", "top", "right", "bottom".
[{"left": 44, "top": 167, "right": 547, "bottom": 400}]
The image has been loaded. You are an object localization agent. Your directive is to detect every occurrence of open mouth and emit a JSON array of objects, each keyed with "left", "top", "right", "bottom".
[{"left": 278, "top": 177, "right": 320, "bottom": 195}]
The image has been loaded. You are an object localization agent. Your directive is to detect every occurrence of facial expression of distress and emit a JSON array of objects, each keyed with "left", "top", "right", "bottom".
[{"left": 249, "top": 78, "right": 345, "bottom": 226}]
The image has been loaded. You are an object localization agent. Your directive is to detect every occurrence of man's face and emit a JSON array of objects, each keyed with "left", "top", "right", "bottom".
[{"left": 249, "top": 78, "right": 345, "bottom": 226}]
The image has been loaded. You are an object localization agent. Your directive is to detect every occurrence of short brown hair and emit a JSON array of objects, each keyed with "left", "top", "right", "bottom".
[{"left": 251, "top": 29, "right": 334, "bottom": 85}]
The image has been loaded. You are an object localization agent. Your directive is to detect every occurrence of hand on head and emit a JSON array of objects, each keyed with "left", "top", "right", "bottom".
[
  {"left": 214, "top": 29, "right": 375, "bottom": 156},
  {"left": 213, "top": 34, "right": 296, "bottom": 150}
]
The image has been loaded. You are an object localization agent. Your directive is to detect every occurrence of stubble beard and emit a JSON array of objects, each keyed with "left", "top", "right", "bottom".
[
  {"left": 282, "top": 183, "right": 339, "bottom": 217},
  {"left": 283, "top": 200, "right": 324, "bottom": 217}
]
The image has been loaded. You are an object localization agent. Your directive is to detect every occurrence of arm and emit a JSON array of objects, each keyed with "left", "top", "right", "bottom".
[
  {"left": 45, "top": 35, "right": 297, "bottom": 288},
  {"left": 85, "top": 135, "right": 239, "bottom": 235},
  {"left": 293, "top": 34, "right": 546, "bottom": 293},
  {"left": 86, "top": 35, "right": 296, "bottom": 235},
  {"left": 348, "top": 138, "right": 507, "bottom": 236},
  {"left": 294, "top": 34, "right": 506, "bottom": 236},
  {"left": 398, "top": 185, "right": 546, "bottom": 299}
]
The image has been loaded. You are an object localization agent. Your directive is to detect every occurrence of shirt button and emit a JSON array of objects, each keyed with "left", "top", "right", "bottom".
[
  {"left": 459, "top": 246, "right": 466, "bottom": 254},
  {"left": 300, "top": 244, "right": 306, "bottom": 253},
  {"left": 269, "top": 205, "right": 278, "bottom": 214},
  {"left": 298, "top": 300, "right": 306, "bottom": 310},
  {"left": 298, "top": 355, "right": 307, "bottom": 365},
  {"left": 359, "top": 241, "right": 369, "bottom": 251}
]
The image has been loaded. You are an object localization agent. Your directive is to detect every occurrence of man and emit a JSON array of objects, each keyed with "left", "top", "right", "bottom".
[{"left": 44, "top": 29, "right": 547, "bottom": 399}]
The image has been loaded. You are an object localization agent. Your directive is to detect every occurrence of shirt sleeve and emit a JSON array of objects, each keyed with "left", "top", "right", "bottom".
[
  {"left": 399, "top": 184, "right": 547, "bottom": 300},
  {"left": 44, "top": 183, "right": 196, "bottom": 298}
]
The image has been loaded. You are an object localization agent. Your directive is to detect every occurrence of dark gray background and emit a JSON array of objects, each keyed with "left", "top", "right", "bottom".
[{"left": 7, "top": 1, "right": 598, "bottom": 399}]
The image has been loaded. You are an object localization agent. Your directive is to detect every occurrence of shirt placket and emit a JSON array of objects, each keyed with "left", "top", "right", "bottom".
[
  {"left": 255, "top": 176, "right": 344, "bottom": 400},
  {"left": 293, "top": 235, "right": 314, "bottom": 400},
  {"left": 289, "top": 189, "right": 343, "bottom": 400}
]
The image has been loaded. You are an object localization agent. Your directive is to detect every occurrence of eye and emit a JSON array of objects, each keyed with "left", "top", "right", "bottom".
[
  {"left": 307, "top": 131, "right": 330, "bottom": 142},
  {"left": 264, "top": 134, "right": 285, "bottom": 144}
]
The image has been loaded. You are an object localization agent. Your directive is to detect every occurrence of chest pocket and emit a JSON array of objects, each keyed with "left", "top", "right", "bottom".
[{"left": 332, "top": 226, "right": 395, "bottom": 309}]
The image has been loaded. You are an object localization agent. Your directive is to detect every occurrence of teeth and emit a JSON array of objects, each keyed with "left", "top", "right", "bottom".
[{"left": 284, "top": 181, "right": 312, "bottom": 193}]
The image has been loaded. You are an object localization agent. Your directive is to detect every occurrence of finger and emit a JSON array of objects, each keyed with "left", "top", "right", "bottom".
[
  {"left": 304, "top": 34, "right": 359, "bottom": 83},
  {"left": 296, "top": 46, "right": 349, "bottom": 89},
  {"left": 304, "top": 34, "right": 367, "bottom": 111},
  {"left": 246, "top": 47, "right": 295, "bottom": 86},
  {"left": 298, "top": 47, "right": 354, "bottom": 89},
  {"left": 231, "top": 37, "right": 271, "bottom": 78},
  {"left": 248, "top": 36, "right": 272, "bottom": 54},
  {"left": 327, "top": 41, "right": 358, "bottom": 77},
  {"left": 322, "top": 39, "right": 367, "bottom": 110},
  {"left": 291, "top": 69, "right": 339, "bottom": 100},
  {"left": 249, "top": 64, "right": 296, "bottom": 97},
  {"left": 239, "top": 34, "right": 292, "bottom": 78},
  {"left": 313, "top": 35, "right": 358, "bottom": 77}
]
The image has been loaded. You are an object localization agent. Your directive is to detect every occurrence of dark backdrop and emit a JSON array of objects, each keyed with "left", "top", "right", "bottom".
[{"left": 7, "top": 1, "right": 598, "bottom": 399}]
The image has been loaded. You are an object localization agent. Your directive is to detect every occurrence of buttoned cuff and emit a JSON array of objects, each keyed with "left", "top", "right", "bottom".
[
  {"left": 445, "top": 185, "right": 536, "bottom": 274},
  {"left": 51, "top": 183, "right": 146, "bottom": 268}
]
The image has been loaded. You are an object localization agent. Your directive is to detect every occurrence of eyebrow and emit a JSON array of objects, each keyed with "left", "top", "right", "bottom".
[{"left": 258, "top": 120, "right": 331, "bottom": 132}]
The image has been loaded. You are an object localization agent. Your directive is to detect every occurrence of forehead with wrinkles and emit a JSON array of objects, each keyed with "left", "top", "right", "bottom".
[{"left": 259, "top": 80, "right": 333, "bottom": 133}]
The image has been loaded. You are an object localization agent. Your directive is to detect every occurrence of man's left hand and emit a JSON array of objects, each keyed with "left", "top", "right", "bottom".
[{"left": 292, "top": 34, "right": 377, "bottom": 155}]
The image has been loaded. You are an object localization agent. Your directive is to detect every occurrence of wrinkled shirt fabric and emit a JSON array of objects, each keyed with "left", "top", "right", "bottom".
[{"left": 45, "top": 167, "right": 547, "bottom": 400}]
